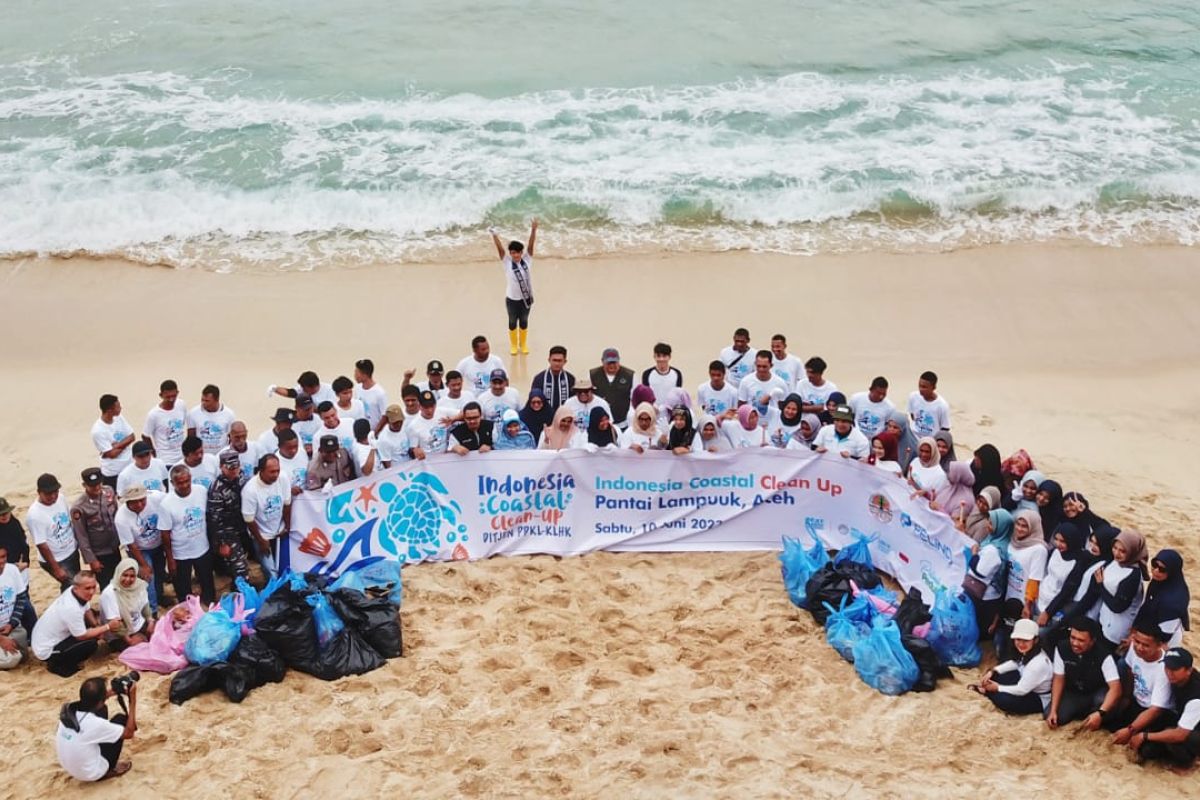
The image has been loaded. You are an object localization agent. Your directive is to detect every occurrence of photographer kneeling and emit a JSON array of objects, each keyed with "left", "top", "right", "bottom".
[{"left": 56, "top": 673, "right": 138, "bottom": 781}]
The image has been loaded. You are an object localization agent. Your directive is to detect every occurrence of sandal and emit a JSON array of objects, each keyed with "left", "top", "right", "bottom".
[{"left": 102, "top": 761, "right": 132, "bottom": 780}]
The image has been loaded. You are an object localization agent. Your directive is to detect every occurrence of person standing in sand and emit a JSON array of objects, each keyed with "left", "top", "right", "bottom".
[{"left": 489, "top": 219, "right": 538, "bottom": 356}]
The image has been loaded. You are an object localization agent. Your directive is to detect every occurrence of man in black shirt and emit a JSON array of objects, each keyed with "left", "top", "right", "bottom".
[
  {"left": 1047, "top": 618, "right": 1123, "bottom": 730},
  {"left": 450, "top": 402, "right": 494, "bottom": 455}
]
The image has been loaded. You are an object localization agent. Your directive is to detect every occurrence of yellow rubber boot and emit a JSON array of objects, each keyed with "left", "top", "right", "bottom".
[
  {"left": 508, "top": 328, "right": 519, "bottom": 355},
  {"left": 518, "top": 327, "right": 529, "bottom": 354}
]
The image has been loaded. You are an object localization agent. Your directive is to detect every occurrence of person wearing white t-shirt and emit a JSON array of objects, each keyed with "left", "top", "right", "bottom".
[
  {"left": 55, "top": 675, "right": 138, "bottom": 781},
  {"left": 350, "top": 420, "right": 379, "bottom": 477},
  {"left": 28, "top": 473, "right": 80, "bottom": 590},
  {"left": 186, "top": 384, "right": 236, "bottom": 454},
  {"left": 907, "top": 370, "right": 951, "bottom": 439},
  {"left": 718, "top": 328, "right": 754, "bottom": 389},
  {"left": 115, "top": 442, "right": 169, "bottom": 497},
  {"left": 315, "top": 401, "right": 356, "bottom": 452},
  {"left": 331, "top": 375, "right": 368, "bottom": 422},
  {"left": 91, "top": 394, "right": 136, "bottom": 487},
  {"left": 478, "top": 370, "right": 523, "bottom": 423},
  {"left": 159, "top": 466, "right": 214, "bottom": 605},
  {"left": 404, "top": 360, "right": 448, "bottom": 399},
  {"left": 241, "top": 455, "right": 291, "bottom": 579},
  {"left": 268, "top": 369, "right": 336, "bottom": 408},
  {"left": 353, "top": 358, "right": 389, "bottom": 429},
  {"left": 179, "top": 436, "right": 219, "bottom": 491},
  {"left": 406, "top": 391, "right": 452, "bottom": 458},
  {"left": 562, "top": 379, "right": 611, "bottom": 431},
  {"left": 640, "top": 342, "right": 684, "bottom": 404},
  {"left": 696, "top": 360, "right": 739, "bottom": 418},
  {"left": 849, "top": 377, "right": 896, "bottom": 441},
  {"left": 0, "top": 548, "right": 28, "bottom": 670},
  {"left": 141, "top": 379, "right": 187, "bottom": 466},
  {"left": 769, "top": 334, "right": 805, "bottom": 393},
  {"left": 32, "top": 573, "right": 117, "bottom": 676},
  {"left": 812, "top": 405, "right": 870, "bottom": 459},
  {"left": 291, "top": 395, "right": 322, "bottom": 456},
  {"left": 437, "top": 371, "right": 476, "bottom": 413},
  {"left": 490, "top": 219, "right": 537, "bottom": 355},
  {"left": 1006, "top": 512, "right": 1050, "bottom": 625},
  {"left": 375, "top": 406, "right": 411, "bottom": 468},
  {"left": 98, "top": 559, "right": 155, "bottom": 647},
  {"left": 796, "top": 356, "right": 838, "bottom": 414},
  {"left": 457, "top": 337, "right": 506, "bottom": 395},
  {"left": 256, "top": 408, "right": 295, "bottom": 455},
  {"left": 218, "top": 421, "right": 261, "bottom": 485},
  {"left": 737, "top": 351, "right": 790, "bottom": 420},
  {"left": 273, "top": 430, "right": 309, "bottom": 495},
  {"left": 114, "top": 487, "right": 166, "bottom": 612},
  {"left": 1103, "top": 623, "right": 1172, "bottom": 742},
  {"left": 975, "top": 618, "right": 1054, "bottom": 715}
]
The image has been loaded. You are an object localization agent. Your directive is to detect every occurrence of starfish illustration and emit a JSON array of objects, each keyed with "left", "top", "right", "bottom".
[{"left": 357, "top": 482, "right": 379, "bottom": 515}]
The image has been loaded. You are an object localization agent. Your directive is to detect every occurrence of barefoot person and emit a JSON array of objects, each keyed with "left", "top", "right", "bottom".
[{"left": 490, "top": 218, "right": 538, "bottom": 355}]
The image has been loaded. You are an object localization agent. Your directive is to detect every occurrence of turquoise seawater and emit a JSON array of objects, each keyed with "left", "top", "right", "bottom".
[{"left": 2, "top": 0, "right": 1198, "bottom": 268}]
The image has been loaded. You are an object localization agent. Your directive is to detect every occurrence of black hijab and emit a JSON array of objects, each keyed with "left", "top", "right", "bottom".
[
  {"left": 1037, "top": 479, "right": 1064, "bottom": 542},
  {"left": 0, "top": 512, "right": 29, "bottom": 564},
  {"left": 586, "top": 407, "right": 618, "bottom": 447},
  {"left": 778, "top": 393, "right": 804, "bottom": 428},
  {"left": 1136, "top": 549, "right": 1191, "bottom": 631},
  {"left": 972, "top": 444, "right": 1004, "bottom": 496},
  {"left": 667, "top": 406, "right": 695, "bottom": 449},
  {"left": 1061, "top": 491, "right": 1108, "bottom": 538},
  {"left": 519, "top": 389, "right": 553, "bottom": 442}
]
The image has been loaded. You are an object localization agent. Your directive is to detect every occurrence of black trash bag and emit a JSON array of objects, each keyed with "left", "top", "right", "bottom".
[
  {"left": 804, "top": 563, "right": 882, "bottom": 626},
  {"left": 229, "top": 635, "right": 287, "bottom": 686},
  {"left": 309, "top": 627, "right": 386, "bottom": 681},
  {"left": 328, "top": 588, "right": 402, "bottom": 659},
  {"left": 254, "top": 584, "right": 321, "bottom": 673},
  {"left": 169, "top": 664, "right": 226, "bottom": 705},
  {"left": 221, "top": 662, "right": 258, "bottom": 703},
  {"left": 901, "top": 634, "right": 952, "bottom": 693},
  {"left": 892, "top": 588, "right": 933, "bottom": 636}
]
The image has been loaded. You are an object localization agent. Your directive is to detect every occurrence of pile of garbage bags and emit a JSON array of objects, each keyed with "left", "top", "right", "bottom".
[
  {"left": 780, "top": 533, "right": 976, "bottom": 695},
  {"left": 120, "top": 565, "right": 403, "bottom": 706}
]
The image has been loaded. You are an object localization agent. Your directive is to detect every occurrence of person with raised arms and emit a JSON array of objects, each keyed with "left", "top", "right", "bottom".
[
  {"left": 489, "top": 219, "right": 538, "bottom": 355},
  {"left": 402, "top": 359, "right": 447, "bottom": 399}
]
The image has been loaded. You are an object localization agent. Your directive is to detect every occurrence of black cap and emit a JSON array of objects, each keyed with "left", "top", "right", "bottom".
[
  {"left": 131, "top": 441, "right": 153, "bottom": 457},
  {"left": 319, "top": 434, "right": 339, "bottom": 452},
  {"left": 1165, "top": 647, "right": 1194, "bottom": 670},
  {"left": 271, "top": 408, "right": 296, "bottom": 423},
  {"left": 295, "top": 392, "right": 314, "bottom": 410},
  {"left": 37, "top": 473, "right": 61, "bottom": 493},
  {"left": 427, "top": 360, "right": 444, "bottom": 374},
  {"left": 81, "top": 467, "right": 102, "bottom": 486},
  {"left": 418, "top": 390, "right": 437, "bottom": 407}
]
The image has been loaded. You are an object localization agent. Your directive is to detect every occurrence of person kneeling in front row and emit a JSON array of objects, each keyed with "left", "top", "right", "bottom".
[
  {"left": 972, "top": 618, "right": 1053, "bottom": 715},
  {"left": 1046, "top": 617, "right": 1123, "bottom": 731},
  {"left": 31, "top": 571, "right": 120, "bottom": 677},
  {"left": 1131, "top": 647, "right": 1200, "bottom": 769},
  {"left": 56, "top": 675, "right": 138, "bottom": 781}
]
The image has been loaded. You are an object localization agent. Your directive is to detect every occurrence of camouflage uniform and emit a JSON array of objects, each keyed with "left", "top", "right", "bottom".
[{"left": 206, "top": 474, "right": 249, "bottom": 579}]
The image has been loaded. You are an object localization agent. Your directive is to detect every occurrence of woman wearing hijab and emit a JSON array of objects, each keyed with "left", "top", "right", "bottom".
[
  {"left": 657, "top": 388, "right": 692, "bottom": 431},
  {"left": 764, "top": 394, "right": 805, "bottom": 449},
  {"left": 817, "top": 391, "right": 848, "bottom": 426},
  {"left": 620, "top": 403, "right": 660, "bottom": 453},
  {"left": 1010, "top": 469, "right": 1046, "bottom": 512},
  {"left": 908, "top": 437, "right": 949, "bottom": 503},
  {"left": 997, "top": 510, "right": 1050, "bottom": 659},
  {"left": 1000, "top": 449, "right": 1035, "bottom": 507},
  {"left": 519, "top": 389, "right": 553, "bottom": 443},
  {"left": 539, "top": 406, "right": 586, "bottom": 450},
  {"left": 1096, "top": 528, "right": 1148, "bottom": 652},
  {"left": 494, "top": 409, "right": 536, "bottom": 450},
  {"left": 724, "top": 405, "right": 765, "bottom": 448},
  {"left": 964, "top": 508, "right": 1014, "bottom": 637},
  {"left": 885, "top": 410, "right": 919, "bottom": 471},
  {"left": 1035, "top": 522, "right": 1096, "bottom": 647},
  {"left": 665, "top": 406, "right": 696, "bottom": 454},
  {"left": 1134, "top": 550, "right": 1190, "bottom": 648},
  {"left": 932, "top": 462, "right": 975, "bottom": 525},
  {"left": 1061, "top": 491, "right": 1109, "bottom": 538},
  {"left": 971, "top": 443, "right": 1004, "bottom": 496},
  {"left": 786, "top": 414, "right": 822, "bottom": 452},
  {"left": 1071, "top": 525, "right": 1119, "bottom": 623},
  {"left": 692, "top": 412, "right": 732, "bottom": 454},
  {"left": 630, "top": 384, "right": 656, "bottom": 412},
  {"left": 934, "top": 430, "right": 956, "bottom": 471},
  {"left": 585, "top": 408, "right": 619, "bottom": 451},
  {"left": 867, "top": 431, "right": 903, "bottom": 477},
  {"left": 961, "top": 486, "right": 1002, "bottom": 543},
  {"left": 99, "top": 558, "right": 155, "bottom": 649},
  {"left": 1035, "top": 479, "right": 1064, "bottom": 542}
]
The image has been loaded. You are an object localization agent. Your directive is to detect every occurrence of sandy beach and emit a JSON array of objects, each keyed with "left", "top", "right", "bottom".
[{"left": 1, "top": 243, "right": 1198, "bottom": 797}]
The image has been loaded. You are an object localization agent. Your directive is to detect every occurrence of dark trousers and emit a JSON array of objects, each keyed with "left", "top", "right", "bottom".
[
  {"left": 16, "top": 589, "right": 37, "bottom": 631},
  {"left": 1141, "top": 729, "right": 1200, "bottom": 767},
  {"left": 969, "top": 596, "right": 1001, "bottom": 642},
  {"left": 987, "top": 669, "right": 1045, "bottom": 715},
  {"left": 505, "top": 297, "right": 531, "bottom": 330},
  {"left": 1055, "top": 686, "right": 1109, "bottom": 725},
  {"left": 93, "top": 706, "right": 127, "bottom": 771},
  {"left": 173, "top": 549, "right": 216, "bottom": 606},
  {"left": 39, "top": 550, "right": 82, "bottom": 591},
  {"left": 1103, "top": 701, "right": 1170, "bottom": 733},
  {"left": 94, "top": 552, "right": 122, "bottom": 589},
  {"left": 46, "top": 635, "right": 99, "bottom": 677},
  {"left": 139, "top": 546, "right": 168, "bottom": 612}
]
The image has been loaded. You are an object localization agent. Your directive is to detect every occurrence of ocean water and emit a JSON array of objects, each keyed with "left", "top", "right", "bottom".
[{"left": 2, "top": 0, "right": 1198, "bottom": 269}]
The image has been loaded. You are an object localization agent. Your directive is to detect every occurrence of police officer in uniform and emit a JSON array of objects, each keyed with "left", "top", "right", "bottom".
[
  {"left": 70, "top": 468, "right": 122, "bottom": 588},
  {"left": 206, "top": 451, "right": 250, "bottom": 581}
]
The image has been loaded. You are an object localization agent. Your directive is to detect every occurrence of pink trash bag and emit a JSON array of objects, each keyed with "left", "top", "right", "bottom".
[{"left": 119, "top": 595, "right": 208, "bottom": 674}]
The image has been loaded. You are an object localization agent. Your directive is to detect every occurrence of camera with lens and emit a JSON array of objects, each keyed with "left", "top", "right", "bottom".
[{"left": 111, "top": 671, "right": 140, "bottom": 696}]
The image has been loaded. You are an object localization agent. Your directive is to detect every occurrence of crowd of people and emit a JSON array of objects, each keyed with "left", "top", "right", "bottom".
[{"left": 0, "top": 326, "right": 1194, "bottom": 773}]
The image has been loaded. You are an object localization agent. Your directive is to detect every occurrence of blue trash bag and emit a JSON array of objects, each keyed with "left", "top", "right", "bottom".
[
  {"left": 926, "top": 587, "right": 982, "bottom": 667},
  {"left": 306, "top": 593, "right": 345, "bottom": 651},
  {"left": 824, "top": 595, "right": 872, "bottom": 663},
  {"left": 779, "top": 535, "right": 830, "bottom": 607},
  {"left": 218, "top": 591, "right": 242, "bottom": 619},
  {"left": 235, "top": 577, "right": 262, "bottom": 621},
  {"left": 330, "top": 569, "right": 367, "bottom": 594},
  {"left": 355, "top": 560, "right": 403, "bottom": 607},
  {"left": 833, "top": 532, "right": 876, "bottom": 570},
  {"left": 259, "top": 573, "right": 288, "bottom": 604},
  {"left": 852, "top": 616, "right": 920, "bottom": 695},
  {"left": 184, "top": 608, "right": 243, "bottom": 666}
]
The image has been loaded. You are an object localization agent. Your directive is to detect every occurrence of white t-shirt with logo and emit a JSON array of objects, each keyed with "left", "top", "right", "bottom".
[
  {"left": 761, "top": 407, "right": 803, "bottom": 449},
  {"left": 1124, "top": 649, "right": 1172, "bottom": 709},
  {"left": 32, "top": 588, "right": 89, "bottom": 659},
  {"left": 479, "top": 388, "right": 522, "bottom": 423},
  {"left": 318, "top": 419, "right": 356, "bottom": 452},
  {"left": 812, "top": 425, "right": 871, "bottom": 459},
  {"left": 114, "top": 491, "right": 164, "bottom": 551},
  {"left": 355, "top": 383, "right": 390, "bottom": 427},
  {"left": 91, "top": 415, "right": 135, "bottom": 477},
  {"left": 219, "top": 443, "right": 261, "bottom": 484},
  {"left": 159, "top": 486, "right": 209, "bottom": 560},
  {"left": 719, "top": 346, "right": 754, "bottom": 388},
  {"left": 183, "top": 453, "right": 219, "bottom": 490},
  {"left": 1005, "top": 545, "right": 1049, "bottom": 603},
  {"left": 848, "top": 392, "right": 896, "bottom": 440},
  {"left": 907, "top": 392, "right": 951, "bottom": 438},
  {"left": 241, "top": 477, "right": 291, "bottom": 540},
  {"left": 796, "top": 379, "right": 839, "bottom": 409},
  {"left": 406, "top": 410, "right": 451, "bottom": 454},
  {"left": 56, "top": 710, "right": 125, "bottom": 782},
  {"left": 770, "top": 354, "right": 805, "bottom": 392},
  {"left": 276, "top": 451, "right": 309, "bottom": 492},
  {"left": 336, "top": 398, "right": 368, "bottom": 422},
  {"left": 562, "top": 395, "right": 612, "bottom": 431},
  {"left": 696, "top": 381, "right": 738, "bottom": 417},
  {"left": 438, "top": 390, "right": 476, "bottom": 413},
  {"left": 723, "top": 423, "right": 767, "bottom": 449},
  {"left": 456, "top": 355, "right": 506, "bottom": 394},
  {"left": 116, "top": 458, "right": 169, "bottom": 497},
  {"left": 99, "top": 584, "right": 147, "bottom": 635},
  {"left": 256, "top": 428, "right": 283, "bottom": 455},
  {"left": 27, "top": 497, "right": 76, "bottom": 562},
  {"left": 187, "top": 404, "right": 237, "bottom": 454},
  {"left": 143, "top": 403, "right": 188, "bottom": 465},
  {"left": 0, "top": 563, "right": 22, "bottom": 628},
  {"left": 737, "top": 374, "right": 789, "bottom": 418},
  {"left": 376, "top": 426, "right": 411, "bottom": 466},
  {"left": 292, "top": 418, "right": 322, "bottom": 452}
]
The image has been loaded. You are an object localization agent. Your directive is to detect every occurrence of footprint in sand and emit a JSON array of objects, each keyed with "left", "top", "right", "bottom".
[
  {"left": 587, "top": 673, "right": 620, "bottom": 690},
  {"left": 552, "top": 650, "right": 586, "bottom": 669}
]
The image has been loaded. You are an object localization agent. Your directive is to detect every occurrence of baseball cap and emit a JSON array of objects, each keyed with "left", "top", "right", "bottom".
[
  {"left": 489, "top": 368, "right": 507, "bottom": 383},
  {"left": 295, "top": 392, "right": 314, "bottom": 410},
  {"left": 121, "top": 485, "right": 148, "bottom": 502},
  {"left": 219, "top": 450, "right": 241, "bottom": 467},
  {"left": 602, "top": 348, "right": 620, "bottom": 364},
  {"left": 501, "top": 409, "right": 520, "bottom": 424},
  {"left": 385, "top": 404, "right": 405, "bottom": 423},
  {"left": 319, "top": 434, "right": 339, "bottom": 452},
  {"left": 574, "top": 378, "right": 594, "bottom": 392},
  {"left": 831, "top": 404, "right": 855, "bottom": 422},
  {"left": 131, "top": 441, "right": 153, "bottom": 457},
  {"left": 36, "top": 473, "right": 60, "bottom": 493},
  {"left": 271, "top": 408, "right": 296, "bottom": 423},
  {"left": 427, "top": 360, "right": 445, "bottom": 374},
  {"left": 0, "top": 497, "right": 11, "bottom": 515},
  {"left": 1010, "top": 619, "right": 1039, "bottom": 641},
  {"left": 1164, "top": 647, "right": 1194, "bottom": 670},
  {"left": 418, "top": 390, "right": 437, "bottom": 407},
  {"left": 81, "top": 467, "right": 102, "bottom": 486}
]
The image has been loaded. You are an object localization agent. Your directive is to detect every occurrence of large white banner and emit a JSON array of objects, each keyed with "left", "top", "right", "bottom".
[{"left": 282, "top": 449, "right": 972, "bottom": 601}]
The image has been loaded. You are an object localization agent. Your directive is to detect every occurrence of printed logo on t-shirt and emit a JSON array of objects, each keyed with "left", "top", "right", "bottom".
[
  {"left": 858, "top": 411, "right": 884, "bottom": 435},
  {"left": 289, "top": 468, "right": 307, "bottom": 488},
  {"left": 913, "top": 409, "right": 937, "bottom": 437},
  {"left": 263, "top": 494, "right": 284, "bottom": 524},
  {"left": 138, "top": 514, "right": 160, "bottom": 546},
  {"left": 50, "top": 512, "right": 72, "bottom": 548},
  {"left": 0, "top": 586, "right": 14, "bottom": 624},
  {"left": 199, "top": 421, "right": 226, "bottom": 447},
  {"left": 181, "top": 506, "right": 204, "bottom": 535},
  {"left": 165, "top": 418, "right": 185, "bottom": 444}
]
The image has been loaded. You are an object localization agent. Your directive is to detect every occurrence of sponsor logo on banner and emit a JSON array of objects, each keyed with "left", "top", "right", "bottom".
[{"left": 867, "top": 493, "right": 893, "bottom": 523}]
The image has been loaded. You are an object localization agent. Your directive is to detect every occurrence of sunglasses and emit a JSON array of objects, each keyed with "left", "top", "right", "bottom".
[{"left": 1151, "top": 562, "right": 1166, "bottom": 571}]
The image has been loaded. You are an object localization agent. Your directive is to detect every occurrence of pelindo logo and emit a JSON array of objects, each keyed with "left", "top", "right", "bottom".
[{"left": 867, "top": 493, "right": 893, "bottom": 523}]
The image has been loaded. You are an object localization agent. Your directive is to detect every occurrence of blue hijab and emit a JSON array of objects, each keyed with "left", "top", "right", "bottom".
[{"left": 982, "top": 509, "right": 1014, "bottom": 551}]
